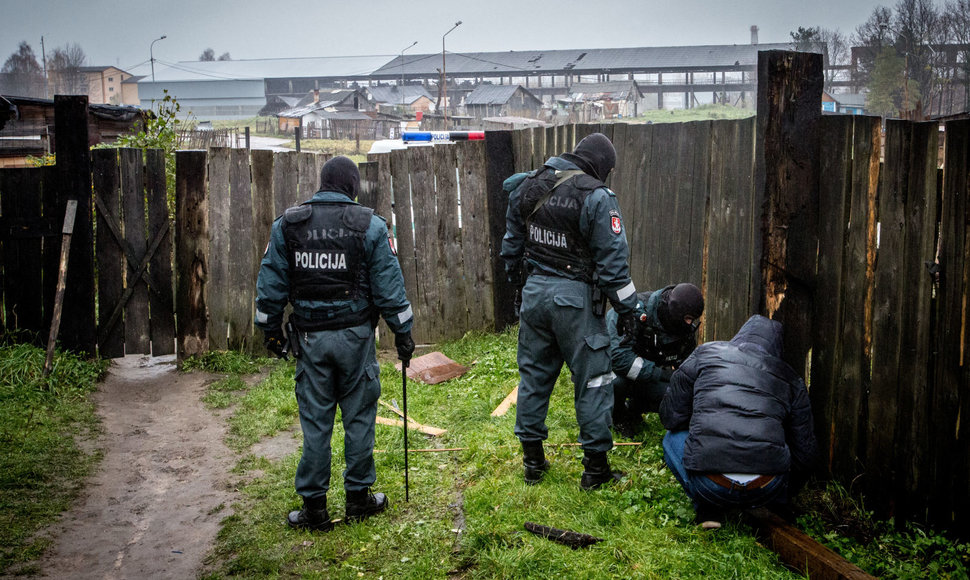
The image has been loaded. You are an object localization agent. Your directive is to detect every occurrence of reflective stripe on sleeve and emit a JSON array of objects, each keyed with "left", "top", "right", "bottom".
[
  {"left": 627, "top": 357, "right": 644, "bottom": 380},
  {"left": 587, "top": 371, "right": 615, "bottom": 389},
  {"left": 255, "top": 309, "right": 269, "bottom": 324},
  {"left": 616, "top": 281, "right": 636, "bottom": 302},
  {"left": 397, "top": 305, "right": 413, "bottom": 324}
]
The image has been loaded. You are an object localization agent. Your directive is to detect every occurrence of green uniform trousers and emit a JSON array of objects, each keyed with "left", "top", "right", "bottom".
[
  {"left": 514, "top": 275, "right": 616, "bottom": 453},
  {"left": 294, "top": 322, "right": 381, "bottom": 499}
]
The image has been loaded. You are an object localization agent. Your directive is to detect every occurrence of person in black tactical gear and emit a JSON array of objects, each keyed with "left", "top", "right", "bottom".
[
  {"left": 255, "top": 155, "right": 415, "bottom": 532},
  {"left": 606, "top": 283, "right": 704, "bottom": 437},
  {"left": 501, "top": 133, "right": 640, "bottom": 490},
  {"left": 659, "top": 315, "right": 817, "bottom": 530}
]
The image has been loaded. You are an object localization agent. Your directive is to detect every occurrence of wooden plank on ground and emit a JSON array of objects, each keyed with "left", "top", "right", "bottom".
[
  {"left": 0, "top": 168, "right": 44, "bottom": 337},
  {"left": 458, "top": 139, "right": 494, "bottom": 331},
  {"left": 121, "top": 148, "right": 150, "bottom": 354},
  {"left": 227, "top": 148, "right": 255, "bottom": 351},
  {"left": 207, "top": 147, "right": 231, "bottom": 350},
  {"left": 433, "top": 143, "right": 467, "bottom": 339},
  {"left": 408, "top": 146, "right": 438, "bottom": 343},
  {"left": 491, "top": 386, "right": 518, "bottom": 417},
  {"left": 931, "top": 119, "right": 970, "bottom": 529},
  {"left": 93, "top": 149, "right": 124, "bottom": 358},
  {"left": 810, "top": 115, "right": 853, "bottom": 475},
  {"left": 146, "top": 149, "right": 175, "bottom": 356},
  {"left": 744, "top": 508, "right": 876, "bottom": 580},
  {"left": 175, "top": 150, "right": 209, "bottom": 359},
  {"left": 375, "top": 416, "right": 446, "bottom": 436},
  {"left": 377, "top": 399, "right": 448, "bottom": 436}
]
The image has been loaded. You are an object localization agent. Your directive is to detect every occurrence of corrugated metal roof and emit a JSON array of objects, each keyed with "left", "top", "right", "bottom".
[
  {"left": 564, "top": 81, "right": 643, "bottom": 102},
  {"left": 464, "top": 84, "right": 538, "bottom": 105},
  {"left": 365, "top": 85, "right": 433, "bottom": 105},
  {"left": 834, "top": 92, "right": 867, "bottom": 107},
  {"left": 144, "top": 55, "right": 393, "bottom": 82},
  {"left": 375, "top": 43, "right": 792, "bottom": 77}
]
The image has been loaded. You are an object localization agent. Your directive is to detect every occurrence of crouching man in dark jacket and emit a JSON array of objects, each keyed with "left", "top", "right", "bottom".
[{"left": 658, "top": 314, "right": 817, "bottom": 529}]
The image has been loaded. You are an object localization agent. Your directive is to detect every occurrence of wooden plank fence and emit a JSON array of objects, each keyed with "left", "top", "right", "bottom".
[{"left": 3, "top": 59, "right": 970, "bottom": 533}]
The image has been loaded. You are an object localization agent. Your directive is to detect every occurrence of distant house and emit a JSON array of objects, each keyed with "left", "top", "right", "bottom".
[
  {"left": 463, "top": 84, "right": 542, "bottom": 120},
  {"left": 822, "top": 91, "right": 867, "bottom": 115},
  {"left": 559, "top": 81, "right": 645, "bottom": 121},
  {"left": 0, "top": 95, "right": 143, "bottom": 167},
  {"left": 80, "top": 66, "right": 139, "bottom": 105},
  {"left": 276, "top": 88, "right": 383, "bottom": 139},
  {"left": 364, "top": 85, "right": 435, "bottom": 114}
]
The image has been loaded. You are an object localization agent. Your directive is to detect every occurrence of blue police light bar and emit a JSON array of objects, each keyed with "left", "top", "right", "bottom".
[{"left": 402, "top": 131, "right": 485, "bottom": 142}]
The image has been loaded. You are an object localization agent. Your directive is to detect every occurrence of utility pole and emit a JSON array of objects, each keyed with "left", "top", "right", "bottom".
[
  {"left": 442, "top": 21, "right": 462, "bottom": 127},
  {"left": 41, "top": 36, "right": 48, "bottom": 98}
]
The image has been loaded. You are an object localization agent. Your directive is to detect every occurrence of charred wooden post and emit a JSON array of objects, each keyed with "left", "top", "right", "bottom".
[
  {"left": 175, "top": 150, "right": 209, "bottom": 360},
  {"left": 755, "top": 50, "right": 822, "bottom": 378}
]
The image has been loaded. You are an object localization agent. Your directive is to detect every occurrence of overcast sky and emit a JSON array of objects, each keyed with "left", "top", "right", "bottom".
[{"left": 2, "top": 0, "right": 896, "bottom": 75}]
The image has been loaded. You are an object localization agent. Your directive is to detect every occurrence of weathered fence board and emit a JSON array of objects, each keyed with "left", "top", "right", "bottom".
[
  {"left": 146, "top": 149, "right": 175, "bottom": 356},
  {"left": 207, "top": 147, "right": 232, "bottom": 350},
  {"left": 175, "top": 150, "right": 209, "bottom": 358},
  {"left": 0, "top": 168, "right": 44, "bottom": 336},
  {"left": 485, "top": 131, "right": 518, "bottom": 331},
  {"left": 40, "top": 165, "right": 58, "bottom": 341},
  {"left": 273, "top": 151, "right": 299, "bottom": 216},
  {"left": 756, "top": 50, "right": 822, "bottom": 376},
  {"left": 389, "top": 147, "right": 419, "bottom": 338},
  {"left": 433, "top": 144, "right": 467, "bottom": 333},
  {"left": 298, "top": 152, "right": 318, "bottom": 199},
  {"left": 706, "top": 117, "right": 758, "bottom": 342},
  {"left": 54, "top": 95, "right": 96, "bottom": 354},
  {"left": 408, "top": 146, "right": 441, "bottom": 344},
  {"left": 121, "top": 148, "right": 150, "bottom": 354},
  {"left": 227, "top": 148, "right": 255, "bottom": 350},
  {"left": 92, "top": 149, "right": 124, "bottom": 358},
  {"left": 932, "top": 120, "right": 970, "bottom": 531},
  {"left": 458, "top": 140, "right": 494, "bottom": 331}
]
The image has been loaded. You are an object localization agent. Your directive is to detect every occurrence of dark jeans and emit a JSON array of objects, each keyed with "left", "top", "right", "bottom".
[{"left": 662, "top": 430, "right": 787, "bottom": 512}]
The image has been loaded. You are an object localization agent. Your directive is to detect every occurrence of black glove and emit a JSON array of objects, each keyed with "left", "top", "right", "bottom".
[
  {"left": 616, "top": 312, "right": 639, "bottom": 346},
  {"left": 264, "top": 327, "right": 287, "bottom": 360},
  {"left": 395, "top": 331, "right": 415, "bottom": 366}
]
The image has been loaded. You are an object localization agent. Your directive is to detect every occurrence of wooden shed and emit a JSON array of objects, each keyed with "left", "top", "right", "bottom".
[{"left": 463, "top": 85, "right": 542, "bottom": 120}]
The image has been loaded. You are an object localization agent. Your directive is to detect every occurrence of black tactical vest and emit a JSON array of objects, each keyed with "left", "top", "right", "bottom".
[
  {"left": 280, "top": 201, "right": 373, "bottom": 302},
  {"left": 521, "top": 167, "right": 603, "bottom": 281},
  {"left": 634, "top": 326, "right": 696, "bottom": 368}
]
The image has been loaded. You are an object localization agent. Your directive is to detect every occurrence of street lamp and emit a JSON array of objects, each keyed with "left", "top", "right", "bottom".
[
  {"left": 442, "top": 20, "right": 462, "bottom": 125},
  {"left": 401, "top": 41, "right": 418, "bottom": 109},
  {"left": 150, "top": 35, "right": 167, "bottom": 83}
]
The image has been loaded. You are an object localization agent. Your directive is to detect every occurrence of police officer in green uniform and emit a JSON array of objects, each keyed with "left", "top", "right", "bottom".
[
  {"left": 606, "top": 283, "right": 704, "bottom": 437},
  {"left": 501, "top": 133, "right": 641, "bottom": 490},
  {"left": 255, "top": 156, "right": 415, "bottom": 531}
]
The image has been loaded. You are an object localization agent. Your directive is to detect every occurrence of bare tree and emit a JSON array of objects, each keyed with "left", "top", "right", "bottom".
[
  {"left": 48, "top": 43, "right": 88, "bottom": 95},
  {"left": 1, "top": 41, "right": 45, "bottom": 97},
  {"left": 891, "top": 0, "right": 942, "bottom": 110},
  {"left": 945, "top": 0, "right": 970, "bottom": 110},
  {"left": 852, "top": 6, "right": 894, "bottom": 90},
  {"left": 218, "top": 52, "right": 231, "bottom": 61},
  {"left": 199, "top": 48, "right": 215, "bottom": 61}
]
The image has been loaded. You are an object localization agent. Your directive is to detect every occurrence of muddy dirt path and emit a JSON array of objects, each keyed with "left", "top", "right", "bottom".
[{"left": 34, "top": 354, "right": 240, "bottom": 579}]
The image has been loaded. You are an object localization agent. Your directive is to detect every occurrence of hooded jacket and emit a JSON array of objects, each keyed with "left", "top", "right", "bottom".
[{"left": 658, "top": 315, "right": 817, "bottom": 475}]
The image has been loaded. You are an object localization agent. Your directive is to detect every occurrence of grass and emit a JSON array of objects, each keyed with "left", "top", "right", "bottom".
[
  {"left": 199, "top": 329, "right": 803, "bottom": 579},
  {"left": 0, "top": 340, "right": 108, "bottom": 574},
  {"left": 626, "top": 104, "right": 755, "bottom": 124}
]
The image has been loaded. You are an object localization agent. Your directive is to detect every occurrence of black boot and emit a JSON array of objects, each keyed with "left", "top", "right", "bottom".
[
  {"left": 580, "top": 451, "right": 624, "bottom": 490},
  {"left": 345, "top": 488, "right": 388, "bottom": 522},
  {"left": 522, "top": 440, "right": 550, "bottom": 485},
  {"left": 287, "top": 495, "right": 333, "bottom": 531}
]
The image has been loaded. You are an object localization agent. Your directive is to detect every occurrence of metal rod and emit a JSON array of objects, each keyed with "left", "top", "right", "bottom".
[{"left": 402, "top": 361, "right": 410, "bottom": 501}]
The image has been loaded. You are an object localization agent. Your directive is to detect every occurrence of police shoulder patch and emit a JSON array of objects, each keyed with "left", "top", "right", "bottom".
[{"left": 609, "top": 209, "right": 622, "bottom": 235}]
